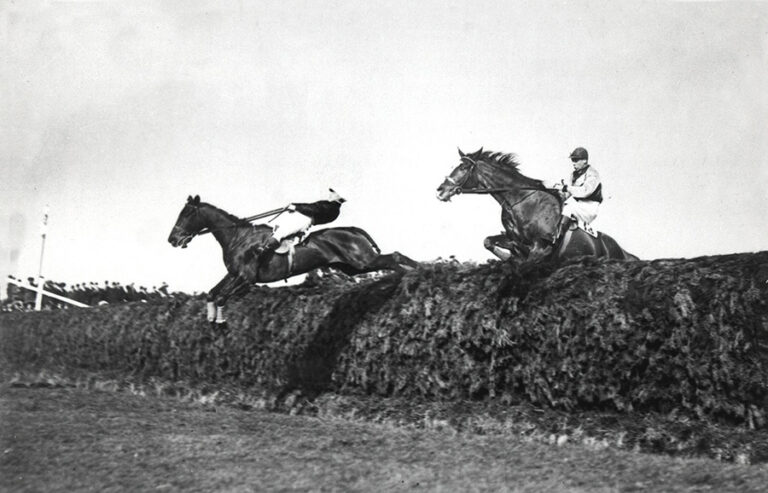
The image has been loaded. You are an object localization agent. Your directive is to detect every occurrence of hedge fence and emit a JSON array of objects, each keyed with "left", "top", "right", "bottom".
[{"left": 2, "top": 252, "right": 767, "bottom": 425}]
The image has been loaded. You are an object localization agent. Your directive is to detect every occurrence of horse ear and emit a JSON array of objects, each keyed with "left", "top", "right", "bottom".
[
  {"left": 187, "top": 195, "right": 193, "bottom": 203},
  {"left": 193, "top": 195, "right": 200, "bottom": 205},
  {"left": 478, "top": 147, "right": 484, "bottom": 154},
  {"left": 458, "top": 147, "right": 465, "bottom": 157}
]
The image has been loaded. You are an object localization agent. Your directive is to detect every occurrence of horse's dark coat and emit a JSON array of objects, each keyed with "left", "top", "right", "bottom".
[
  {"left": 168, "top": 195, "right": 416, "bottom": 313},
  {"left": 437, "top": 148, "right": 638, "bottom": 263}
]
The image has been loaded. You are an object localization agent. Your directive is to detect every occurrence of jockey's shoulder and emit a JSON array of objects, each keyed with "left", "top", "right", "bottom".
[{"left": 575, "top": 164, "right": 600, "bottom": 178}]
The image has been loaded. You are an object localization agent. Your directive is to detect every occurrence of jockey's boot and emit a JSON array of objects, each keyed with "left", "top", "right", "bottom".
[
  {"left": 248, "top": 236, "right": 280, "bottom": 263},
  {"left": 260, "top": 236, "right": 281, "bottom": 255},
  {"left": 250, "top": 236, "right": 281, "bottom": 272},
  {"left": 553, "top": 216, "right": 573, "bottom": 245}
]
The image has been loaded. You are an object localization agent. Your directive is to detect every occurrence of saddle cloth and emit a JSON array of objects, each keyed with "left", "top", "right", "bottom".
[
  {"left": 274, "top": 234, "right": 305, "bottom": 275},
  {"left": 275, "top": 235, "right": 303, "bottom": 255},
  {"left": 574, "top": 219, "right": 598, "bottom": 238}
]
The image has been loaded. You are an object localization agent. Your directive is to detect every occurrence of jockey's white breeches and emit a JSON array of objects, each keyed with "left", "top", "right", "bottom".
[
  {"left": 562, "top": 198, "right": 599, "bottom": 225},
  {"left": 271, "top": 211, "right": 313, "bottom": 241}
]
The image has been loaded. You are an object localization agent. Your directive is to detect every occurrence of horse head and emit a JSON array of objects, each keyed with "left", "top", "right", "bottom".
[
  {"left": 436, "top": 147, "right": 484, "bottom": 201},
  {"left": 168, "top": 195, "right": 205, "bottom": 248}
]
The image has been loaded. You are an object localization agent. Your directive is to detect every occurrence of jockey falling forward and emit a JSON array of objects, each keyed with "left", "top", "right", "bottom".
[
  {"left": 552, "top": 147, "right": 603, "bottom": 243},
  {"left": 255, "top": 188, "right": 346, "bottom": 256}
]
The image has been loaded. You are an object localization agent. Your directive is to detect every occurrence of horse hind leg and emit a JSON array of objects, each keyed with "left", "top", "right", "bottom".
[
  {"left": 365, "top": 252, "right": 418, "bottom": 273},
  {"left": 391, "top": 251, "right": 418, "bottom": 270}
]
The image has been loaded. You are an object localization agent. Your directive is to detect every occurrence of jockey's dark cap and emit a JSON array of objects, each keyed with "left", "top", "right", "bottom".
[{"left": 569, "top": 147, "right": 589, "bottom": 160}]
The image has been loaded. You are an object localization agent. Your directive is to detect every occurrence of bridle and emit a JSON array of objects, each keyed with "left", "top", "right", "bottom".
[
  {"left": 445, "top": 156, "right": 555, "bottom": 208},
  {"left": 177, "top": 204, "right": 234, "bottom": 238},
  {"left": 181, "top": 203, "right": 280, "bottom": 237}
]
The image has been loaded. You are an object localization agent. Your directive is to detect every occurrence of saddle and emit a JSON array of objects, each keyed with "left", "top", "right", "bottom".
[
  {"left": 573, "top": 219, "right": 598, "bottom": 238},
  {"left": 275, "top": 235, "right": 303, "bottom": 255},
  {"left": 273, "top": 233, "right": 306, "bottom": 274}
]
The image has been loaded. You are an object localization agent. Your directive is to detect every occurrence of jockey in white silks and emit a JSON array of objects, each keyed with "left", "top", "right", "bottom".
[
  {"left": 256, "top": 188, "right": 346, "bottom": 255},
  {"left": 551, "top": 147, "right": 603, "bottom": 242}
]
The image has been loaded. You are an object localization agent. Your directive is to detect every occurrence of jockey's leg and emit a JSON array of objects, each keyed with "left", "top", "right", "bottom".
[
  {"left": 553, "top": 215, "right": 573, "bottom": 244},
  {"left": 272, "top": 212, "right": 313, "bottom": 243},
  {"left": 258, "top": 212, "right": 314, "bottom": 257},
  {"left": 561, "top": 199, "right": 599, "bottom": 230},
  {"left": 555, "top": 198, "right": 587, "bottom": 244}
]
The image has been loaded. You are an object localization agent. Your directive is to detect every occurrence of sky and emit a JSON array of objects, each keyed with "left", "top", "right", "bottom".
[{"left": 2, "top": 0, "right": 767, "bottom": 296}]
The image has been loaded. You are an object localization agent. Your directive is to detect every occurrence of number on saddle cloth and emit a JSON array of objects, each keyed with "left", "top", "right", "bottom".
[{"left": 575, "top": 219, "right": 598, "bottom": 238}]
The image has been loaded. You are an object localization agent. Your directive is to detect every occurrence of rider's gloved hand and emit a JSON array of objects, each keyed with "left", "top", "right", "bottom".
[{"left": 287, "top": 204, "right": 296, "bottom": 212}]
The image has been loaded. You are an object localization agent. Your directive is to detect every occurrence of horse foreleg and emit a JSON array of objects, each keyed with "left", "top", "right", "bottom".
[
  {"left": 366, "top": 252, "right": 419, "bottom": 273},
  {"left": 484, "top": 234, "right": 525, "bottom": 261},
  {"left": 206, "top": 274, "right": 250, "bottom": 324},
  {"left": 206, "top": 274, "right": 234, "bottom": 322},
  {"left": 527, "top": 239, "right": 555, "bottom": 263}
]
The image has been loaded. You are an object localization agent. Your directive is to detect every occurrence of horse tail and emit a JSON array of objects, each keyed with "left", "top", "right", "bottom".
[{"left": 333, "top": 226, "right": 382, "bottom": 254}]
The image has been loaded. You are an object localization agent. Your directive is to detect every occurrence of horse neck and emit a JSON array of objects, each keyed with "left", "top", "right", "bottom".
[
  {"left": 475, "top": 162, "right": 531, "bottom": 204},
  {"left": 199, "top": 204, "right": 273, "bottom": 249},
  {"left": 198, "top": 204, "right": 242, "bottom": 246}
]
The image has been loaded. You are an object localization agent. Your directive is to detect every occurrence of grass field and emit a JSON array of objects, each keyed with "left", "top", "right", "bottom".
[{"left": 3, "top": 385, "right": 768, "bottom": 492}]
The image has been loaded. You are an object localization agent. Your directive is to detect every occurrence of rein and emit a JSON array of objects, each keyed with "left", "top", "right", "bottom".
[
  {"left": 198, "top": 206, "right": 287, "bottom": 236},
  {"left": 457, "top": 186, "right": 544, "bottom": 194},
  {"left": 452, "top": 155, "right": 552, "bottom": 194},
  {"left": 456, "top": 188, "right": 542, "bottom": 210},
  {"left": 447, "top": 155, "right": 560, "bottom": 209}
]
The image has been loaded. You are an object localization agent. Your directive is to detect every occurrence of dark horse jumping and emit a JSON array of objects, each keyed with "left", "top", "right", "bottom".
[
  {"left": 168, "top": 195, "right": 417, "bottom": 323},
  {"left": 436, "top": 148, "right": 638, "bottom": 263}
]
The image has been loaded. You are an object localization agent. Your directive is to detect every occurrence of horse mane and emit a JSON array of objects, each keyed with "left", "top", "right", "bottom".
[
  {"left": 199, "top": 202, "right": 271, "bottom": 231},
  {"left": 473, "top": 150, "right": 547, "bottom": 190}
]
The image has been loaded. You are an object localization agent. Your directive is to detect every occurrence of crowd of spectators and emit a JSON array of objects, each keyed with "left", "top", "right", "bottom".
[{"left": 2, "top": 275, "right": 180, "bottom": 312}]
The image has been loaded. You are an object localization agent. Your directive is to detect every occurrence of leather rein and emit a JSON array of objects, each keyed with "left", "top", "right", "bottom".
[
  {"left": 447, "top": 156, "right": 558, "bottom": 208},
  {"left": 193, "top": 206, "right": 287, "bottom": 236}
]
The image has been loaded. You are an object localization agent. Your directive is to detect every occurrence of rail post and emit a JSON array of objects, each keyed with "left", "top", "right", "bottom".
[{"left": 34, "top": 205, "right": 49, "bottom": 311}]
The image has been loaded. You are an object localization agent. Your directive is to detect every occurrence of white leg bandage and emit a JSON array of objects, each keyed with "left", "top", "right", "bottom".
[{"left": 215, "top": 306, "right": 226, "bottom": 324}]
